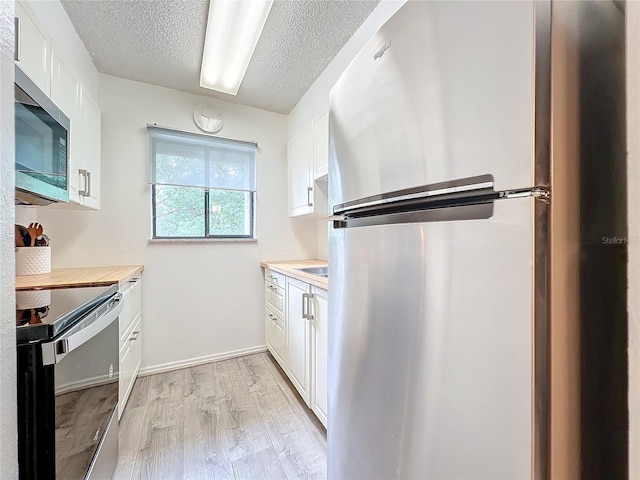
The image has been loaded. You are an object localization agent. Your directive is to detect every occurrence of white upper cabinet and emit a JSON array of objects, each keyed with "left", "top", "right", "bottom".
[
  {"left": 17, "top": 0, "right": 102, "bottom": 210},
  {"left": 50, "top": 49, "right": 81, "bottom": 203},
  {"left": 78, "top": 91, "right": 101, "bottom": 210},
  {"left": 15, "top": 2, "right": 51, "bottom": 96},
  {"left": 288, "top": 123, "right": 315, "bottom": 217},
  {"left": 287, "top": 119, "right": 329, "bottom": 218},
  {"left": 50, "top": 49, "right": 101, "bottom": 210},
  {"left": 314, "top": 110, "right": 329, "bottom": 180}
]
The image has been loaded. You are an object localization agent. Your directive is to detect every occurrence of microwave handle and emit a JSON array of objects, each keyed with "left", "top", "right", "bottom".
[{"left": 41, "top": 294, "right": 122, "bottom": 365}]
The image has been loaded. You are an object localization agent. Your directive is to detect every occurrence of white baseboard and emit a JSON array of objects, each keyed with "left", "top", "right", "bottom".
[
  {"left": 55, "top": 373, "right": 115, "bottom": 396},
  {"left": 138, "top": 345, "right": 268, "bottom": 377}
]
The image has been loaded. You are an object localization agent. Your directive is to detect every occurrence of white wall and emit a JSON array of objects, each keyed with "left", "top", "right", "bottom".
[
  {"left": 287, "top": 0, "right": 407, "bottom": 260},
  {"left": 628, "top": 3, "right": 640, "bottom": 477},
  {"left": 38, "top": 74, "right": 316, "bottom": 370},
  {"left": 0, "top": 1, "right": 17, "bottom": 477}
]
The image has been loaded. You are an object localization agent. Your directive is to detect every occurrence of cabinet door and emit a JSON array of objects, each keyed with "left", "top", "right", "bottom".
[
  {"left": 78, "top": 91, "right": 101, "bottom": 210},
  {"left": 15, "top": 2, "right": 50, "bottom": 96},
  {"left": 287, "top": 123, "right": 314, "bottom": 217},
  {"left": 265, "top": 308, "right": 287, "bottom": 371},
  {"left": 118, "top": 314, "right": 142, "bottom": 420},
  {"left": 314, "top": 110, "right": 329, "bottom": 180},
  {"left": 50, "top": 49, "right": 81, "bottom": 203},
  {"left": 312, "top": 287, "right": 328, "bottom": 428},
  {"left": 286, "top": 277, "right": 311, "bottom": 403},
  {"left": 119, "top": 276, "right": 142, "bottom": 348}
]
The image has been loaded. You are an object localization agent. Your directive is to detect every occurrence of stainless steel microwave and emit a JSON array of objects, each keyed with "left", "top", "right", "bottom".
[{"left": 15, "top": 66, "right": 70, "bottom": 205}]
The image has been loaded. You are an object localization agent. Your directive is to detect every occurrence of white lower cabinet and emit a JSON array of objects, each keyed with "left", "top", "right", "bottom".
[
  {"left": 311, "top": 286, "right": 328, "bottom": 428},
  {"left": 286, "top": 277, "right": 312, "bottom": 404},
  {"left": 264, "top": 268, "right": 328, "bottom": 428},
  {"left": 118, "top": 275, "right": 142, "bottom": 419},
  {"left": 118, "top": 314, "right": 141, "bottom": 419},
  {"left": 265, "top": 307, "right": 287, "bottom": 370}
]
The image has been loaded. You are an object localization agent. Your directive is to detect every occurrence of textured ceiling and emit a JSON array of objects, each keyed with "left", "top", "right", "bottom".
[{"left": 61, "top": 0, "right": 379, "bottom": 114}]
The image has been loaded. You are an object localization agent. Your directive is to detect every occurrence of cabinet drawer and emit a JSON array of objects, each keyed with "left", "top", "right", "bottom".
[
  {"left": 265, "top": 307, "right": 286, "bottom": 371},
  {"left": 265, "top": 282, "right": 285, "bottom": 316},
  {"left": 265, "top": 269, "right": 286, "bottom": 288},
  {"left": 119, "top": 276, "right": 142, "bottom": 343},
  {"left": 119, "top": 315, "right": 142, "bottom": 419}
]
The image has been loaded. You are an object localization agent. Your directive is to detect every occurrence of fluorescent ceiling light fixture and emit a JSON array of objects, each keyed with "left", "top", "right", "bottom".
[{"left": 200, "top": 0, "right": 274, "bottom": 95}]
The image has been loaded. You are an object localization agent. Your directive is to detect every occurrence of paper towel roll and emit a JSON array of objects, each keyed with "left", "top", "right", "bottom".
[{"left": 15, "top": 247, "right": 51, "bottom": 276}]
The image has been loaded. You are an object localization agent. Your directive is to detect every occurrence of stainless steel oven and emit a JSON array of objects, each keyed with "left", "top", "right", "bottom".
[{"left": 16, "top": 285, "right": 122, "bottom": 480}]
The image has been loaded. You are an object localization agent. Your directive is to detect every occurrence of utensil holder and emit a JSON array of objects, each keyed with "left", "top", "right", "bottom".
[
  {"left": 16, "top": 290, "right": 51, "bottom": 309},
  {"left": 15, "top": 247, "right": 51, "bottom": 276}
]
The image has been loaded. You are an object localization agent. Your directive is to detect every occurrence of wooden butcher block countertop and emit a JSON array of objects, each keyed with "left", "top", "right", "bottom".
[
  {"left": 260, "top": 259, "right": 328, "bottom": 290},
  {"left": 16, "top": 265, "right": 144, "bottom": 290}
]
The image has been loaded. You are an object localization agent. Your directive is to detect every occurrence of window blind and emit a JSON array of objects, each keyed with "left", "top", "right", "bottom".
[{"left": 148, "top": 126, "right": 257, "bottom": 193}]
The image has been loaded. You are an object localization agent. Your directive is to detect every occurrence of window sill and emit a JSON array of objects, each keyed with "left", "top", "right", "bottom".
[{"left": 148, "top": 238, "right": 257, "bottom": 244}]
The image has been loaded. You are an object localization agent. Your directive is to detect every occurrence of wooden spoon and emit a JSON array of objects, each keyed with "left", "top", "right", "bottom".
[
  {"left": 27, "top": 223, "right": 38, "bottom": 247},
  {"left": 33, "top": 223, "right": 43, "bottom": 239}
]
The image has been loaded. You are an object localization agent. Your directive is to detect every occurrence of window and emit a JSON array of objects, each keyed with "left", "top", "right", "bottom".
[{"left": 148, "top": 126, "right": 256, "bottom": 239}]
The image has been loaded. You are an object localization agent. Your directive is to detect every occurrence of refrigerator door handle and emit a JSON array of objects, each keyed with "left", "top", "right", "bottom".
[
  {"left": 332, "top": 175, "right": 550, "bottom": 229},
  {"left": 333, "top": 174, "right": 495, "bottom": 216}
]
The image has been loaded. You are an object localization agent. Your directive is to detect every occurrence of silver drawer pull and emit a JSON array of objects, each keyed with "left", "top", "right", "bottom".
[{"left": 130, "top": 331, "right": 140, "bottom": 341}]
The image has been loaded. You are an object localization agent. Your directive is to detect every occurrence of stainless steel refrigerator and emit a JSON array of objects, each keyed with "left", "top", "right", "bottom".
[
  {"left": 329, "top": 0, "right": 629, "bottom": 477},
  {"left": 328, "top": 1, "right": 550, "bottom": 478}
]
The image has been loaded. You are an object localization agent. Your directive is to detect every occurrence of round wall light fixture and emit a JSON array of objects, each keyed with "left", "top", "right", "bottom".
[{"left": 194, "top": 103, "right": 224, "bottom": 133}]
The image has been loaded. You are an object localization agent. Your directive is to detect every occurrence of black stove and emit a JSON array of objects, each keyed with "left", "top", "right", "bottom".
[
  {"left": 16, "top": 284, "right": 122, "bottom": 480},
  {"left": 16, "top": 284, "right": 118, "bottom": 344}
]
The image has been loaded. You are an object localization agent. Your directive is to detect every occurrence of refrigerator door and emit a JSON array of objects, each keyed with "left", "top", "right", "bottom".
[
  {"left": 329, "top": 197, "right": 534, "bottom": 479},
  {"left": 329, "top": 0, "right": 535, "bottom": 209}
]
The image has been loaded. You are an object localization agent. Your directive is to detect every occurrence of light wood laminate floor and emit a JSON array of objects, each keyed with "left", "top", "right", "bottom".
[{"left": 113, "top": 353, "right": 327, "bottom": 480}]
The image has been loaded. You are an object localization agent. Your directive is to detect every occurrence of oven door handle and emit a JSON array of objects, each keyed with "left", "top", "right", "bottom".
[{"left": 41, "top": 294, "right": 123, "bottom": 366}]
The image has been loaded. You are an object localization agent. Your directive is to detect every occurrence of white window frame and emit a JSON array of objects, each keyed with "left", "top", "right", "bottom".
[{"left": 148, "top": 125, "right": 257, "bottom": 241}]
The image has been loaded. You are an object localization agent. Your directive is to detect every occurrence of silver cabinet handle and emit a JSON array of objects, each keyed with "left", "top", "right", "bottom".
[
  {"left": 86, "top": 170, "right": 92, "bottom": 197},
  {"left": 307, "top": 186, "right": 313, "bottom": 207},
  {"left": 130, "top": 330, "right": 140, "bottom": 341},
  {"left": 307, "top": 293, "right": 315, "bottom": 321},
  {"left": 302, "top": 293, "right": 308, "bottom": 319},
  {"left": 79, "top": 169, "right": 88, "bottom": 196},
  {"left": 79, "top": 170, "right": 92, "bottom": 197},
  {"left": 42, "top": 294, "right": 123, "bottom": 365},
  {"left": 267, "top": 313, "right": 277, "bottom": 323},
  {"left": 129, "top": 277, "right": 141, "bottom": 284},
  {"left": 14, "top": 17, "right": 20, "bottom": 61}
]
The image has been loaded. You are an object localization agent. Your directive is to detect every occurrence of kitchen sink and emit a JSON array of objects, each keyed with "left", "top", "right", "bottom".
[{"left": 296, "top": 266, "right": 328, "bottom": 278}]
